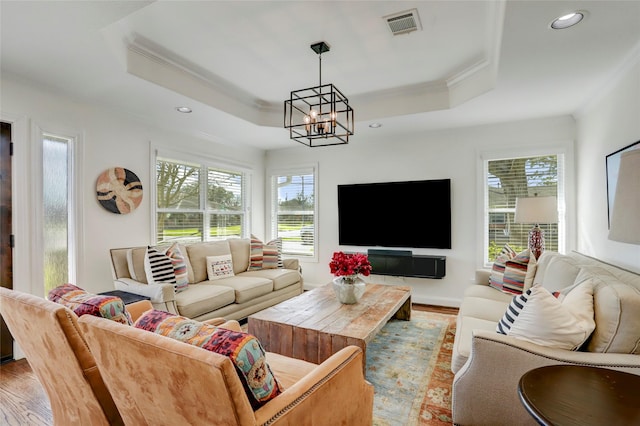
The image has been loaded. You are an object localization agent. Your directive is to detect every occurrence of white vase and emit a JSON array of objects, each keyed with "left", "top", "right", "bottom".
[{"left": 332, "top": 275, "right": 366, "bottom": 304}]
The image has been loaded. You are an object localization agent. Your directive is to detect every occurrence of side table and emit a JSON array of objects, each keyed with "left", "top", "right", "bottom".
[
  {"left": 518, "top": 364, "right": 640, "bottom": 426},
  {"left": 99, "top": 290, "right": 150, "bottom": 305}
]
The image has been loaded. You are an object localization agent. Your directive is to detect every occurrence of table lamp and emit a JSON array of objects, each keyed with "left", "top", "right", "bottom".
[
  {"left": 514, "top": 195, "right": 558, "bottom": 259},
  {"left": 608, "top": 148, "right": 640, "bottom": 244}
]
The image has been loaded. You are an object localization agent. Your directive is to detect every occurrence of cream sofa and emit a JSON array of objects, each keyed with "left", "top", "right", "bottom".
[
  {"left": 110, "top": 238, "right": 303, "bottom": 322},
  {"left": 452, "top": 251, "right": 640, "bottom": 425}
]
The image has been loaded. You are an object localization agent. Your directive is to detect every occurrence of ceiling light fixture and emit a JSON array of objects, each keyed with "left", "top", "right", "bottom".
[
  {"left": 176, "top": 106, "right": 192, "bottom": 113},
  {"left": 284, "top": 41, "right": 354, "bottom": 147},
  {"left": 369, "top": 123, "right": 382, "bottom": 129},
  {"left": 550, "top": 11, "right": 585, "bottom": 29}
]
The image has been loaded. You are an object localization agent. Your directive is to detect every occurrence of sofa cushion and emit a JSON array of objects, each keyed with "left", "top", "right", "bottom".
[
  {"left": 459, "top": 295, "right": 513, "bottom": 323},
  {"left": 48, "top": 284, "right": 133, "bottom": 325},
  {"left": 534, "top": 254, "right": 582, "bottom": 293},
  {"left": 496, "top": 283, "right": 595, "bottom": 350},
  {"left": 489, "top": 244, "right": 517, "bottom": 291},
  {"left": 228, "top": 238, "right": 251, "bottom": 274},
  {"left": 578, "top": 268, "right": 640, "bottom": 354},
  {"left": 186, "top": 240, "right": 232, "bottom": 283},
  {"left": 452, "top": 315, "right": 498, "bottom": 373},
  {"left": 174, "top": 284, "right": 236, "bottom": 319},
  {"left": 240, "top": 268, "right": 301, "bottom": 291},
  {"left": 144, "top": 245, "right": 189, "bottom": 293},
  {"left": 206, "top": 254, "right": 235, "bottom": 281},
  {"left": 134, "top": 309, "right": 282, "bottom": 408},
  {"left": 502, "top": 249, "right": 537, "bottom": 295},
  {"left": 205, "top": 275, "right": 273, "bottom": 304}
]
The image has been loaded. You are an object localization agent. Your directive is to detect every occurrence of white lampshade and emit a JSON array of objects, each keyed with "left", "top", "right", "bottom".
[
  {"left": 609, "top": 149, "right": 640, "bottom": 244},
  {"left": 514, "top": 196, "right": 558, "bottom": 224}
]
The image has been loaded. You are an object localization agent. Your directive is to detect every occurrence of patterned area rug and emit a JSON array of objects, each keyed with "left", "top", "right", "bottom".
[{"left": 366, "top": 311, "right": 457, "bottom": 425}]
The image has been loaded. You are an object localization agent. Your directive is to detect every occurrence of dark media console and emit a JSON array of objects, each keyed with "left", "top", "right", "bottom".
[{"left": 367, "top": 249, "right": 446, "bottom": 279}]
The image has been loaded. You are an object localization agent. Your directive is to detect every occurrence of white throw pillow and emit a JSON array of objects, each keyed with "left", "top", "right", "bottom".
[
  {"left": 206, "top": 254, "right": 235, "bottom": 281},
  {"left": 496, "top": 283, "right": 595, "bottom": 350}
]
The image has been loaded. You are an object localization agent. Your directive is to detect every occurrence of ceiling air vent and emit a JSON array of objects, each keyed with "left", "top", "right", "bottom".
[{"left": 384, "top": 9, "right": 422, "bottom": 36}]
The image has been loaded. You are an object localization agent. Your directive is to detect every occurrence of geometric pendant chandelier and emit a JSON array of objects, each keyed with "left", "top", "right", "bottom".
[{"left": 284, "top": 41, "right": 354, "bottom": 147}]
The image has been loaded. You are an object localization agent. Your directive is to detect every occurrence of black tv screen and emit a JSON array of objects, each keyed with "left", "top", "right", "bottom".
[{"left": 338, "top": 179, "right": 451, "bottom": 249}]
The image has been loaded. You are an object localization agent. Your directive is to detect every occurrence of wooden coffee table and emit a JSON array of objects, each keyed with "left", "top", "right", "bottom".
[{"left": 248, "top": 282, "right": 411, "bottom": 368}]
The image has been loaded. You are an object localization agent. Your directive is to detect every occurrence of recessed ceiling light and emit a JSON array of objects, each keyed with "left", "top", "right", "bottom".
[
  {"left": 550, "top": 11, "right": 585, "bottom": 29},
  {"left": 369, "top": 123, "right": 382, "bottom": 128},
  {"left": 176, "top": 106, "right": 192, "bottom": 113}
]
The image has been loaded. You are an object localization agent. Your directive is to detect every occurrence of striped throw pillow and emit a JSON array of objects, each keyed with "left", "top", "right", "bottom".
[
  {"left": 502, "top": 249, "right": 537, "bottom": 295},
  {"left": 144, "top": 244, "right": 189, "bottom": 293},
  {"left": 249, "top": 235, "right": 283, "bottom": 270},
  {"left": 489, "top": 244, "right": 517, "bottom": 291},
  {"left": 497, "top": 288, "right": 531, "bottom": 334}
]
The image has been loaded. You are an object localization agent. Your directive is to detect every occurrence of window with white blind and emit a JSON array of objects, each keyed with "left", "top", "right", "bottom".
[
  {"left": 269, "top": 166, "right": 317, "bottom": 257},
  {"left": 155, "top": 155, "right": 249, "bottom": 244},
  {"left": 483, "top": 153, "right": 565, "bottom": 265}
]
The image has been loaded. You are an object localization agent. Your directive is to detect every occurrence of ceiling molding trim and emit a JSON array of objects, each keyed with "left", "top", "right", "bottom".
[
  {"left": 126, "top": 40, "right": 280, "bottom": 126},
  {"left": 446, "top": 0, "right": 505, "bottom": 108}
]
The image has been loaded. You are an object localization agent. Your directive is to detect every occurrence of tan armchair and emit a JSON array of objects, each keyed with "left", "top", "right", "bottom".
[
  {"left": 78, "top": 314, "right": 374, "bottom": 426},
  {"left": 0, "top": 287, "right": 131, "bottom": 425}
]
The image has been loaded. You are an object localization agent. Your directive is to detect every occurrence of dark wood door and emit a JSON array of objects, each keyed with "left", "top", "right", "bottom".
[{"left": 1, "top": 121, "right": 13, "bottom": 362}]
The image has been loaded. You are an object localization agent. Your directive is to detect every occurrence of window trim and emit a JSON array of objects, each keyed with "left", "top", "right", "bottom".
[
  {"left": 267, "top": 163, "right": 319, "bottom": 262},
  {"left": 477, "top": 141, "right": 575, "bottom": 268},
  {"left": 151, "top": 145, "right": 253, "bottom": 245}
]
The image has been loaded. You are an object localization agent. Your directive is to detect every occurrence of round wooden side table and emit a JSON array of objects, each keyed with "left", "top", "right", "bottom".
[{"left": 518, "top": 364, "right": 640, "bottom": 426}]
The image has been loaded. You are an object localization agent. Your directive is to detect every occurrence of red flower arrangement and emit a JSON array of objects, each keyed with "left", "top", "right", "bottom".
[{"left": 329, "top": 251, "right": 372, "bottom": 278}]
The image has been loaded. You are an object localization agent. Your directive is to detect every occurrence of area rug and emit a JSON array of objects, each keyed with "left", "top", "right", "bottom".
[{"left": 366, "top": 311, "right": 457, "bottom": 426}]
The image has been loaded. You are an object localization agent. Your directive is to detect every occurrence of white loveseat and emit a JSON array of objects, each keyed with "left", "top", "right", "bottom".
[
  {"left": 109, "top": 238, "right": 303, "bottom": 322},
  {"left": 452, "top": 251, "right": 640, "bottom": 425}
]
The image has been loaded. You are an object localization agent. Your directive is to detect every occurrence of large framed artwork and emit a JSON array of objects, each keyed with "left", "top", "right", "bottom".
[{"left": 605, "top": 140, "right": 639, "bottom": 228}]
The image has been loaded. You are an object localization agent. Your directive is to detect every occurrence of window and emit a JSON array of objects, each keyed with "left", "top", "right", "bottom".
[
  {"left": 270, "top": 166, "right": 317, "bottom": 257},
  {"left": 483, "top": 153, "right": 565, "bottom": 265},
  {"left": 41, "top": 133, "right": 76, "bottom": 293},
  {"left": 155, "top": 154, "right": 249, "bottom": 244}
]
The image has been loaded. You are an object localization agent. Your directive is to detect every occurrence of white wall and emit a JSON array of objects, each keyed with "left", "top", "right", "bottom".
[
  {"left": 575, "top": 56, "right": 640, "bottom": 272},
  {"left": 2, "top": 75, "right": 266, "bottom": 297},
  {"left": 4, "top": 54, "right": 637, "bottom": 308},
  {"left": 266, "top": 116, "right": 576, "bottom": 307}
]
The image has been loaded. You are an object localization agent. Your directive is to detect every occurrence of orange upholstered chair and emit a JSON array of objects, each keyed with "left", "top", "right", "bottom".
[{"left": 78, "top": 313, "right": 374, "bottom": 425}]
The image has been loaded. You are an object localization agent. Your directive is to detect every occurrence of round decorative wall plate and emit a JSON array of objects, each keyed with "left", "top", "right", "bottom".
[{"left": 96, "top": 167, "right": 143, "bottom": 214}]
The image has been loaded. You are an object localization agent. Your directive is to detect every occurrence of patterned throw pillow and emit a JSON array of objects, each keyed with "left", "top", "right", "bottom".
[
  {"left": 165, "top": 243, "right": 189, "bottom": 292},
  {"left": 134, "top": 309, "right": 282, "bottom": 408},
  {"left": 144, "top": 244, "right": 188, "bottom": 293},
  {"left": 249, "top": 235, "right": 283, "bottom": 270},
  {"left": 496, "top": 284, "right": 595, "bottom": 350},
  {"left": 502, "top": 249, "right": 537, "bottom": 295},
  {"left": 489, "top": 244, "right": 517, "bottom": 291},
  {"left": 48, "top": 283, "right": 133, "bottom": 325},
  {"left": 206, "top": 254, "right": 235, "bottom": 280}
]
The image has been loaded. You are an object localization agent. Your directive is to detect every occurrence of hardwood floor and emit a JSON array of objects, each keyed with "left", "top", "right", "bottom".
[{"left": 0, "top": 303, "right": 458, "bottom": 425}]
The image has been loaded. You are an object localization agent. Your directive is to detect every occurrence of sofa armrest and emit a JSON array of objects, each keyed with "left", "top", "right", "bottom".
[
  {"left": 283, "top": 258, "right": 300, "bottom": 271},
  {"left": 452, "top": 329, "right": 640, "bottom": 426},
  {"left": 114, "top": 278, "right": 175, "bottom": 303},
  {"left": 254, "top": 346, "right": 374, "bottom": 425},
  {"left": 475, "top": 269, "right": 491, "bottom": 286}
]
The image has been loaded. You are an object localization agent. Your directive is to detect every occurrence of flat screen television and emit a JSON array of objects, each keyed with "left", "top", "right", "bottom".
[{"left": 338, "top": 179, "right": 451, "bottom": 249}]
